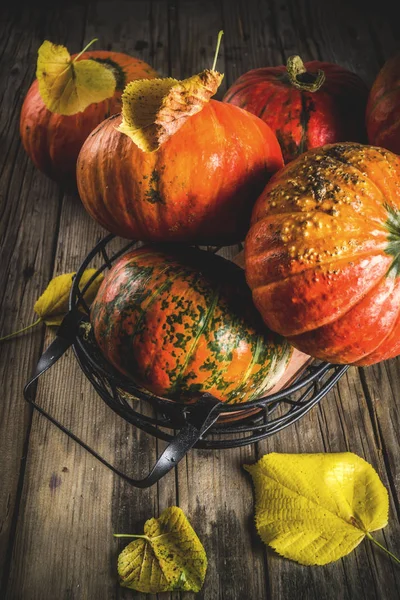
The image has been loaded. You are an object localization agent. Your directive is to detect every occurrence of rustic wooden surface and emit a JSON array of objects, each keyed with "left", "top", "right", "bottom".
[{"left": 0, "top": 1, "right": 399, "bottom": 598}]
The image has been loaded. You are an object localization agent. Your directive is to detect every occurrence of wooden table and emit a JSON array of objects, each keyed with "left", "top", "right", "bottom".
[{"left": 1, "top": 1, "right": 399, "bottom": 598}]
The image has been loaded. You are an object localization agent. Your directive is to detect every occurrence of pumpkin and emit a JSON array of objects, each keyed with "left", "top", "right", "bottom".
[
  {"left": 366, "top": 54, "right": 400, "bottom": 154},
  {"left": 77, "top": 101, "right": 283, "bottom": 244},
  {"left": 90, "top": 246, "right": 292, "bottom": 403},
  {"left": 223, "top": 56, "right": 368, "bottom": 164},
  {"left": 20, "top": 48, "right": 157, "bottom": 185},
  {"left": 245, "top": 142, "right": 400, "bottom": 366}
]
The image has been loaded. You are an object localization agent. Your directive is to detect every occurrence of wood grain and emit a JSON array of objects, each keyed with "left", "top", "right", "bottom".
[
  {"left": 0, "top": 1, "right": 399, "bottom": 599},
  {"left": 0, "top": 4, "right": 88, "bottom": 595}
]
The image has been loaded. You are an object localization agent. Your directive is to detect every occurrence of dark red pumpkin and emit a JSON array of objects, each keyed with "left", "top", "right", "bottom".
[
  {"left": 223, "top": 56, "right": 368, "bottom": 164},
  {"left": 77, "top": 101, "right": 283, "bottom": 244},
  {"left": 245, "top": 142, "right": 400, "bottom": 366},
  {"left": 20, "top": 51, "right": 157, "bottom": 184},
  {"left": 366, "top": 54, "right": 400, "bottom": 154},
  {"left": 90, "top": 246, "right": 292, "bottom": 403}
]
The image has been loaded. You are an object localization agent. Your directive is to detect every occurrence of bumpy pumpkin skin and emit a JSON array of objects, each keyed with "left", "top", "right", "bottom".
[
  {"left": 77, "top": 101, "right": 284, "bottom": 244},
  {"left": 20, "top": 51, "right": 157, "bottom": 184},
  {"left": 245, "top": 143, "right": 400, "bottom": 366},
  {"left": 90, "top": 247, "right": 292, "bottom": 403},
  {"left": 366, "top": 54, "right": 400, "bottom": 154},
  {"left": 223, "top": 62, "right": 368, "bottom": 164}
]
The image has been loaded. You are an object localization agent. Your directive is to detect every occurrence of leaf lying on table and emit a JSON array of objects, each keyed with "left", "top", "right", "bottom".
[
  {"left": 37, "top": 39, "right": 116, "bottom": 115},
  {"left": 115, "top": 506, "right": 207, "bottom": 593},
  {"left": 245, "top": 452, "right": 397, "bottom": 566},
  {"left": 0, "top": 269, "right": 103, "bottom": 342},
  {"left": 34, "top": 269, "right": 103, "bottom": 326}
]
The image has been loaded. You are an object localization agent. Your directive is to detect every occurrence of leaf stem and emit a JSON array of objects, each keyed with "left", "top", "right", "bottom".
[
  {"left": 113, "top": 534, "right": 151, "bottom": 541},
  {"left": 211, "top": 30, "right": 224, "bottom": 72},
  {"left": 73, "top": 38, "right": 99, "bottom": 62},
  {"left": 0, "top": 318, "right": 42, "bottom": 342},
  {"left": 366, "top": 532, "right": 400, "bottom": 565}
]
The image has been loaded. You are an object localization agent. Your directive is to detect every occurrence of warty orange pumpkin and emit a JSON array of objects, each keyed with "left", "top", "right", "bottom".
[
  {"left": 90, "top": 246, "right": 292, "bottom": 403},
  {"left": 245, "top": 142, "right": 400, "bottom": 366}
]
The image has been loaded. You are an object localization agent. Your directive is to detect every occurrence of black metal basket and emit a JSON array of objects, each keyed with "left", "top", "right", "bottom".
[{"left": 24, "top": 235, "right": 349, "bottom": 488}]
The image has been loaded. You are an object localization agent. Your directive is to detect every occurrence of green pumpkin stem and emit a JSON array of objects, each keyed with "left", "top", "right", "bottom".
[
  {"left": 286, "top": 55, "right": 325, "bottom": 92},
  {"left": 211, "top": 30, "right": 224, "bottom": 72},
  {"left": 0, "top": 318, "right": 42, "bottom": 342},
  {"left": 366, "top": 532, "right": 400, "bottom": 565}
]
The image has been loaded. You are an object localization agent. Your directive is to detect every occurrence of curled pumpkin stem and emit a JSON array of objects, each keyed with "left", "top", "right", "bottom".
[{"left": 286, "top": 55, "right": 325, "bottom": 92}]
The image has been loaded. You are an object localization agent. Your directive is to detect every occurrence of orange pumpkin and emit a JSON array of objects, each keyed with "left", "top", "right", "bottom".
[
  {"left": 77, "top": 101, "right": 283, "bottom": 244},
  {"left": 245, "top": 143, "right": 400, "bottom": 366},
  {"left": 20, "top": 51, "right": 157, "bottom": 184},
  {"left": 366, "top": 54, "right": 400, "bottom": 154}
]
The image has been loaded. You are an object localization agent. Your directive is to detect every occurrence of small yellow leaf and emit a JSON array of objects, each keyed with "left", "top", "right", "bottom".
[
  {"left": 37, "top": 40, "right": 116, "bottom": 115},
  {"left": 117, "top": 506, "right": 207, "bottom": 593},
  {"left": 118, "top": 69, "right": 224, "bottom": 152},
  {"left": 245, "top": 453, "right": 389, "bottom": 566},
  {"left": 34, "top": 269, "right": 104, "bottom": 326}
]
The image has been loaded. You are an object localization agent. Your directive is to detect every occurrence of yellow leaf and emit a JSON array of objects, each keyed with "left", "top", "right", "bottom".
[
  {"left": 34, "top": 269, "right": 104, "bottom": 326},
  {"left": 116, "top": 506, "right": 207, "bottom": 593},
  {"left": 245, "top": 453, "right": 389, "bottom": 566},
  {"left": 118, "top": 71, "right": 223, "bottom": 152},
  {"left": 37, "top": 40, "right": 116, "bottom": 115}
]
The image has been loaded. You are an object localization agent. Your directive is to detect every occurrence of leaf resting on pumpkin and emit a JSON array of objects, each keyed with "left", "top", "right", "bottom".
[
  {"left": 34, "top": 269, "right": 104, "bottom": 326},
  {"left": 245, "top": 452, "right": 389, "bottom": 566},
  {"left": 37, "top": 40, "right": 116, "bottom": 115},
  {"left": 116, "top": 506, "right": 207, "bottom": 593},
  {"left": 118, "top": 69, "right": 224, "bottom": 152}
]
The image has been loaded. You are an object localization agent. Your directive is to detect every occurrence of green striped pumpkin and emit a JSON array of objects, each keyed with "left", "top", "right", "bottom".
[{"left": 90, "top": 246, "right": 292, "bottom": 403}]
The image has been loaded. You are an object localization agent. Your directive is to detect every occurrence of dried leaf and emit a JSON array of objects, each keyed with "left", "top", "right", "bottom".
[
  {"left": 245, "top": 453, "right": 389, "bottom": 566},
  {"left": 118, "top": 69, "right": 224, "bottom": 152},
  {"left": 34, "top": 269, "right": 104, "bottom": 326},
  {"left": 117, "top": 506, "right": 207, "bottom": 593},
  {"left": 37, "top": 40, "right": 116, "bottom": 115}
]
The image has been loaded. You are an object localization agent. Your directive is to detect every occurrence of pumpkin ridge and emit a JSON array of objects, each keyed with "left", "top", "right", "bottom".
[
  {"left": 229, "top": 333, "right": 266, "bottom": 403},
  {"left": 353, "top": 303, "right": 400, "bottom": 365},
  {"left": 256, "top": 253, "right": 391, "bottom": 336},
  {"left": 292, "top": 277, "right": 400, "bottom": 364},
  {"left": 123, "top": 260, "right": 183, "bottom": 346},
  {"left": 321, "top": 148, "right": 391, "bottom": 209},
  {"left": 367, "top": 84, "right": 400, "bottom": 117},
  {"left": 168, "top": 285, "right": 220, "bottom": 396},
  {"left": 374, "top": 116, "right": 400, "bottom": 147},
  {"left": 248, "top": 247, "right": 388, "bottom": 288}
]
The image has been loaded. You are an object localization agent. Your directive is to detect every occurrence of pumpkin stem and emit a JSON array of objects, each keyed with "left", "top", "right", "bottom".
[
  {"left": 286, "top": 55, "right": 325, "bottom": 92},
  {"left": 0, "top": 318, "right": 42, "bottom": 342},
  {"left": 211, "top": 30, "right": 224, "bottom": 72}
]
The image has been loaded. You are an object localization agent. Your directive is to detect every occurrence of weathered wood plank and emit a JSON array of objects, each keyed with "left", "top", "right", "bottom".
[
  {"left": 4, "top": 2, "right": 170, "bottom": 599},
  {"left": 0, "top": 3, "right": 88, "bottom": 595},
  {"left": 1, "top": 1, "right": 400, "bottom": 599}
]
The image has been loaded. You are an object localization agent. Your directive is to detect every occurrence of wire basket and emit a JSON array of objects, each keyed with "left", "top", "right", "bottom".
[{"left": 24, "top": 234, "right": 349, "bottom": 487}]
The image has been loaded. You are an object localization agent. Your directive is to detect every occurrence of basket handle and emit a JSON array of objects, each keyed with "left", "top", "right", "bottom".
[{"left": 24, "top": 312, "right": 222, "bottom": 488}]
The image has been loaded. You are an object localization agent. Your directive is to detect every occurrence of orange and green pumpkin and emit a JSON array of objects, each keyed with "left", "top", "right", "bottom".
[
  {"left": 245, "top": 142, "right": 400, "bottom": 366},
  {"left": 20, "top": 50, "right": 157, "bottom": 185},
  {"left": 90, "top": 246, "right": 292, "bottom": 403},
  {"left": 77, "top": 101, "right": 284, "bottom": 244}
]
